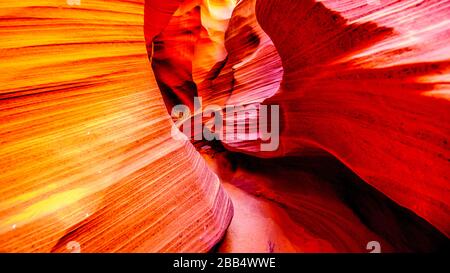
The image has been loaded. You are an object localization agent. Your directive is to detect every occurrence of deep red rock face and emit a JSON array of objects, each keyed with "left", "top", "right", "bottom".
[
  {"left": 255, "top": 0, "right": 450, "bottom": 237},
  {"left": 0, "top": 0, "right": 448, "bottom": 253},
  {"left": 146, "top": 0, "right": 450, "bottom": 252}
]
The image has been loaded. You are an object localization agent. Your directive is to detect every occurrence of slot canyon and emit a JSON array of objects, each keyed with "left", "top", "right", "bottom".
[{"left": 0, "top": 0, "right": 449, "bottom": 252}]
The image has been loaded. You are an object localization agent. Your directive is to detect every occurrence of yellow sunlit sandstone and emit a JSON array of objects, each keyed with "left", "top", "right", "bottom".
[{"left": 0, "top": 0, "right": 232, "bottom": 252}]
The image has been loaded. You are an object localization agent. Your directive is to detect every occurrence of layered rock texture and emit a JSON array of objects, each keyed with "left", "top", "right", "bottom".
[
  {"left": 0, "top": 0, "right": 449, "bottom": 252},
  {"left": 0, "top": 0, "right": 232, "bottom": 252}
]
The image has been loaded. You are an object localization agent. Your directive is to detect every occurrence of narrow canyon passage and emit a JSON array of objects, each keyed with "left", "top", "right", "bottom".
[
  {"left": 0, "top": 0, "right": 448, "bottom": 253},
  {"left": 147, "top": 0, "right": 450, "bottom": 252},
  {"left": 200, "top": 144, "right": 448, "bottom": 252}
]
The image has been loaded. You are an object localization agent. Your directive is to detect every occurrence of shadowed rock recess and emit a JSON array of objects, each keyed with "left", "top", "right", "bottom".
[{"left": 0, "top": 0, "right": 448, "bottom": 252}]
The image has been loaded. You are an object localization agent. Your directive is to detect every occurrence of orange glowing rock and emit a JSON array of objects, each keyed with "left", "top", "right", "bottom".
[
  {"left": 148, "top": 0, "right": 449, "bottom": 249},
  {"left": 0, "top": 0, "right": 449, "bottom": 254},
  {"left": 0, "top": 0, "right": 232, "bottom": 252}
]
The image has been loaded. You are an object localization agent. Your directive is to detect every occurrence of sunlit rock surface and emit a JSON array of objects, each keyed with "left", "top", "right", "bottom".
[
  {"left": 149, "top": 0, "right": 449, "bottom": 251},
  {"left": 0, "top": 0, "right": 232, "bottom": 252},
  {"left": 0, "top": 0, "right": 449, "bottom": 253},
  {"left": 255, "top": 0, "right": 450, "bottom": 236}
]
